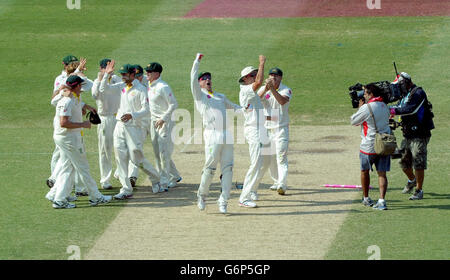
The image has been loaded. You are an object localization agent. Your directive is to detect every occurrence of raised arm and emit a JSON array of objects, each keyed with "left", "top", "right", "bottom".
[
  {"left": 99, "top": 60, "right": 123, "bottom": 92},
  {"left": 190, "top": 53, "right": 204, "bottom": 102},
  {"left": 252, "top": 55, "right": 266, "bottom": 92}
]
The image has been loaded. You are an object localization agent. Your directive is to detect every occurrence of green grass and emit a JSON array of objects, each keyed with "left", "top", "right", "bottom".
[{"left": 0, "top": 0, "right": 449, "bottom": 259}]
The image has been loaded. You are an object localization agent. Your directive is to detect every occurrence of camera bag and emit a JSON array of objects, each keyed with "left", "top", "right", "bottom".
[{"left": 367, "top": 103, "right": 397, "bottom": 156}]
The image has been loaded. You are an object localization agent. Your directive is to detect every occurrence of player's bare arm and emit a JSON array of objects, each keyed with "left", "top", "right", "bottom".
[
  {"left": 252, "top": 55, "right": 266, "bottom": 92},
  {"left": 268, "top": 78, "right": 289, "bottom": 105},
  {"left": 60, "top": 116, "right": 91, "bottom": 129}
]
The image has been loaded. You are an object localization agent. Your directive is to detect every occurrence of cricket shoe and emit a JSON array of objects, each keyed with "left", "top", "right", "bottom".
[
  {"left": 90, "top": 195, "right": 112, "bottom": 206},
  {"left": 129, "top": 177, "right": 137, "bottom": 188},
  {"left": 277, "top": 185, "right": 286, "bottom": 195},
  {"left": 362, "top": 197, "right": 375, "bottom": 207},
  {"left": 159, "top": 184, "right": 169, "bottom": 193},
  {"left": 67, "top": 195, "right": 78, "bottom": 202},
  {"left": 239, "top": 200, "right": 257, "bottom": 208},
  {"left": 402, "top": 179, "right": 416, "bottom": 194},
  {"left": 219, "top": 204, "right": 228, "bottom": 214},
  {"left": 168, "top": 177, "right": 182, "bottom": 188},
  {"left": 218, "top": 201, "right": 228, "bottom": 214},
  {"left": 113, "top": 192, "right": 133, "bottom": 200},
  {"left": 372, "top": 200, "right": 387, "bottom": 210},
  {"left": 102, "top": 184, "right": 113, "bottom": 190},
  {"left": 52, "top": 201, "right": 76, "bottom": 209},
  {"left": 197, "top": 196, "right": 206, "bottom": 211},
  {"left": 46, "top": 179, "right": 54, "bottom": 188},
  {"left": 152, "top": 182, "right": 161, "bottom": 194},
  {"left": 269, "top": 185, "right": 278, "bottom": 191},
  {"left": 250, "top": 191, "right": 259, "bottom": 201},
  {"left": 75, "top": 191, "right": 89, "bottom": 197},
  {"left": 409, "top": 189, "right": 423, "bottom": 200}
]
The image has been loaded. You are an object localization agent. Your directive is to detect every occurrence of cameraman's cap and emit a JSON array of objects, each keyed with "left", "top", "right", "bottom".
[
  {"left": 238, "top": 66, "right": 257, "bottom": 84},
  {"left": 63, "top": 55, "right": 78, "bottom": 65},
  {"left": 99, "top": 58, "right": 111, "bottom": 69},
  {"left": 198, "top": 71, "right": 211, "bottom": 80},
  {"left": 399, "top": 72, "right": 411, "bottom": 81},
  {"left": 269, "top": 67, "right": 283, "bottom": 77},
  {"left": 66, "top": 75, "right": 84, "bottom": 88},
  {"left": 145, "top": 62, "right": 163, "bottom": 73},
  {"left": 133, "top": 64, "right": 144, "bottom": 77},
  {"left": 118, "top": 64, "right": 136, "bottom": 74}
]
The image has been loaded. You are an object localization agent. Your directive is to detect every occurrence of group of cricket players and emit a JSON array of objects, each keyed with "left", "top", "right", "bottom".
[{"left": 45, "top": 53, "right": 292, "bottom": 214}]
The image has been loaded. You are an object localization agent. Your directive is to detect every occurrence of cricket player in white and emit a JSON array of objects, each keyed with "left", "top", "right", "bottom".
[
  {"left": 238, "top": 55, "right": 275, "bottom": 208},
  {"left": 47, "top": 75, "right": 112, "bottom": 209},
  {"left": 101, "top": 62, "right": 161, "bottom": 199},
  {"left": 145, "top": 62, "right": 181, "bottom": 190},
  {"left": 259, "top": 67, "right": 292, "bottom": 195},
  {"left": 191, "top": 53, "right": 242, "bottom": 214},
  {"left": 91, "top": 58, "right": 122, "bottom": 190},
  {"left": 48, "top": 56, "right": 92, "bottom": 196},
  {"left": 127, "top": 64, "right": 151, "bottom": 188}
]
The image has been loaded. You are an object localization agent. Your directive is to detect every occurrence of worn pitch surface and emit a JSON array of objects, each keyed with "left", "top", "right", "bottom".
[{"left": 85, "top": 125, "right": 365, "bottom": 259}]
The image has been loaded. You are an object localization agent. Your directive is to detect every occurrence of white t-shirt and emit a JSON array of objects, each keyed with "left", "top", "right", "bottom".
[{"left": 260, "top": 83, "right": 292, "bottom": 129}]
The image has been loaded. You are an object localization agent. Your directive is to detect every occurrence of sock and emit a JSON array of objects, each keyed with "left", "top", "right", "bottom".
[
  {"left": 378, "top": 199, "right": 385, "bottom": 203},
  {"left": 364, "top": 197, "right": 369, "bottom": 201},
  {"left": 408, "top": 178, "right": 416, "bottom": 183}
]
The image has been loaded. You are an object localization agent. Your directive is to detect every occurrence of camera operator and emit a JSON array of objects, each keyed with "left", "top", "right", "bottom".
[
  {"left": 390, "top": 72, "right": 434, "bottom": 200},
  {"left": 350, "top": 83, "right": 391, "bottom": 210}
]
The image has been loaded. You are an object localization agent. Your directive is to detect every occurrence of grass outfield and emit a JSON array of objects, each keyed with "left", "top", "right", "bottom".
[{"left": 0, "top": 0, "right": 449, "bottom": 259}]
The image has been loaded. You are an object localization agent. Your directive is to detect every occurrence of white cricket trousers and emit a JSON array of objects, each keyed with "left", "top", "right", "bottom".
[
  {"left": 51, "top": 133, "right": 103, "bottom": 202},
  {"left": 49, "top": 146, "right": 86, "bottom": 193},
  {"left": 97, "top": 115, "right": 117, "bottom": 187},
  {"left": 239, "top": 126, "right": 277, "bottom": 202},
  {"left": 113, "top": 122, "right": 160, "bottom": 194},
  {"left": 268, "top": 126, "right": 289, "bottom": 189},
  {"left": 197, "top": 131, "right": 234, "bottom": 205},
  {"left": 150, "top": 120, "right": 180, "bottom": 186},
  {"left": 128, "top": 118, "right": 151, "bottom": 179}
]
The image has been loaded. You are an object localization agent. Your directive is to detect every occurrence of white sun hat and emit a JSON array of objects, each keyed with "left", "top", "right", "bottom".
[{"left": 238, "top": 66, "right": 257, "bottom": 84}]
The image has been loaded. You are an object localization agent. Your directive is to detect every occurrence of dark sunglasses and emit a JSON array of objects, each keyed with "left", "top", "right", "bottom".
[{"left": 199, "top": 75, "right": 211, "bottom": 81}]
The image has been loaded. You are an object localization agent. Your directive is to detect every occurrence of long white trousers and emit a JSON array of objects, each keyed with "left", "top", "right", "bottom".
[
  {"left": 113, "top": 122, "right": 160, "bottom": 194},
  {"left": 268, "top": 126, "right": 289, "bottom": 189},
  {"left": 150, "top": 121, "right": 180, "bottom": 186},
  {"left": 49, "top": 146, "right": 86, "bottom": 193},
  {"left": 97, "top": 115, "right": 117, "bottom": 187},
  {"left": 197, "top": 131, "right": 234, "bottom": 205},
  {"left": 50, "top": 133, "right": 103, "bottom": 202},
  {"left": 240, "top": 126, "right": 278, "bottom": 202}
]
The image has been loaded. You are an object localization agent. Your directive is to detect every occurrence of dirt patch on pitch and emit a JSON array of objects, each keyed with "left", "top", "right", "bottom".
[
  {"left": 184, "top": 0, "right": 450, "bottom": 18},
  {"left": 85, "top": 125, "right": 366, "bottom": 260}
]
